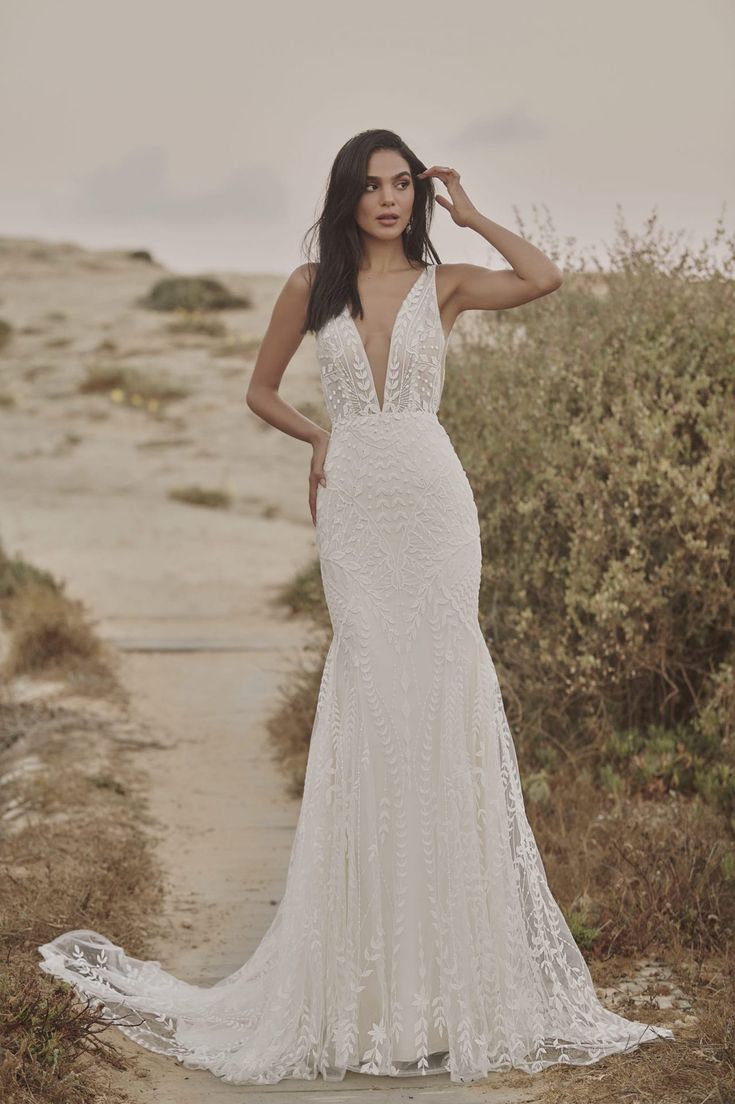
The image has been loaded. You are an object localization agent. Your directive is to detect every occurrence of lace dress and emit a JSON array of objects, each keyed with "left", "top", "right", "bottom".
[{"left": 37, "top": 262, "right": 674, "bottom": 1084}]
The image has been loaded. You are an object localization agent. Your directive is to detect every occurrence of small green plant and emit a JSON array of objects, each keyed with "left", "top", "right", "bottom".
[
  {"left": 563, "top": 909, "right": 602, "bottom": 951},
  {"left": 599, "top": 762, "right": 626, "bottom": 797}
]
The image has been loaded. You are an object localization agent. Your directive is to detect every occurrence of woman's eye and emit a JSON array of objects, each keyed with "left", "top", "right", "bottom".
[{"left": 365, "top": 180, "right": 410, "bottom": 192}]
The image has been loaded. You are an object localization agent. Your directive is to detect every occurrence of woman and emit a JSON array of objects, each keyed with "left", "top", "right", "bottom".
[{"left": 38, "top": 128, "right": 674, "bottom": 1085}]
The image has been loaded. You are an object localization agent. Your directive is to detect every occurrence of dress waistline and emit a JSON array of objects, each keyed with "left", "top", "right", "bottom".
[{"left": 330, "top": 410, "right": 440, "bottom": 430}]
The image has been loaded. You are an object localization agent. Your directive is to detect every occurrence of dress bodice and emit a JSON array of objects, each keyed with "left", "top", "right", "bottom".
[{"left": 314, "top": 264, "right": 448, "bottom": 423}]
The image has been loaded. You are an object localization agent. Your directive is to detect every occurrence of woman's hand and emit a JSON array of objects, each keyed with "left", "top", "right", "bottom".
[
  {"left": 416, "top": 165, "right": 478, "bottom": 228},
  {"left": 309, "top": 428, "right": 330, "bottom": 526}
]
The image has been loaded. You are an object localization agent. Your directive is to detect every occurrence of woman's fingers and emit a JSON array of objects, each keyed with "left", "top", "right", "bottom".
[
  {"left": 309, "top": 471, "right": 326, "bottom": 526},
  {"left": 309, "top": 479, "right": 316, "bottom": 525},
  {"left": 308, "top": 428, "right": 330, "bottom": 526}
]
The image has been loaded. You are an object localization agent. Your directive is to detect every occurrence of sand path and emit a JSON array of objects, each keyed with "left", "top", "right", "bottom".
[{"left": 0, "top": 239, "right": 542, "bottom": 1103}]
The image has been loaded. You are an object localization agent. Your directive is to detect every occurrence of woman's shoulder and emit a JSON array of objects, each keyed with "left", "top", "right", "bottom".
[{"left": 286, "top": 261, "right": 318, "bottom": 289}]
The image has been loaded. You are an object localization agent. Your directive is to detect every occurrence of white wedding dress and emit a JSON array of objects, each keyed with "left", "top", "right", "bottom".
[{"left": 38, "top": 262, "right": 674, "bottom": 1084}]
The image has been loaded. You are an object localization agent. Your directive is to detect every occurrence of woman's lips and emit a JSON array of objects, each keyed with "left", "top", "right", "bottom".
[{"left": 377, "top": 215, "right": 399, "bottom": 223}]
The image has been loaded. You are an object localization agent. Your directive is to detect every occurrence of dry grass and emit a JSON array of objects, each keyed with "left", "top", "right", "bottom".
[
  {"left": 275, "top": 559, "right": 328, "bottom": 622},
  {"left": 22, "top": 364, "right": 54, "bottom": 382},
  {"left": 212, "top": 334, "right": 262, "bottom": 359},
  {"left": 2, "top": 580, "right": 117, "bottom": 694},
  {"left": 0, "top": 537, "right": 166, "bottom": 1100},
  {"left": 165, "top": 309, "right": 227, "bottom": 338},
  {"left": 265, "top": 628, "right": 332, "bottom": 799},
  {"left": 523, "top": 767, "right": 735, "bottom": 959},
  {"left": 0, "top": 695, "right": 165, "bottom": 1104},
  {"left": 0, "top": 548, "right": 63, "bottom": 604},
  {"left": 78, "top": 365, "right": 189, "bottom": 408},
  {"left": 0, "top": 317, "right": 13, "bottom": 350},
  {"left": 265, "top": 564, "right": 331, "bottom": 796},
  {"left": 167, "top": 484, "right": 232, "bottom": 509},
  {"left": 541, "top": 952, "right": 734, "bottom": 1104},
  {"left": 136, "top": 435, "right": 194, "bottom": 451},
  {"left": 0, "top": 971, "right": 129, "bottom": 1104}
]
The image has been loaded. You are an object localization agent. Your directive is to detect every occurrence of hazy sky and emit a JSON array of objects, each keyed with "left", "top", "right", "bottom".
[{"left": 1, "top": 0, "right": 732, "bottom": 275}]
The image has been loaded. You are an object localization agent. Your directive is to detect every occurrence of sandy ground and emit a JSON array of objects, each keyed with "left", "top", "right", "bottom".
[{"left": 0, "top": 238, "right": 545, "bottom": 1103}]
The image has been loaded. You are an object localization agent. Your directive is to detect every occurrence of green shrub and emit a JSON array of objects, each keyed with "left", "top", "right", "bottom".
[
  {"left": 441, "top": 209, "right": 735, "bottom": 769},
  {"left": 599, "top": 722, "right": 735, "bottom": 824},
  {"left": 138, "top": 276, "right": 249, "bottom": 312}
]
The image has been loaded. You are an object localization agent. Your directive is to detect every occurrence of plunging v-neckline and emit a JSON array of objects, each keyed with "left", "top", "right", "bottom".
[{"left": 343, "top": 265, "right": 429, "bottom": 413}]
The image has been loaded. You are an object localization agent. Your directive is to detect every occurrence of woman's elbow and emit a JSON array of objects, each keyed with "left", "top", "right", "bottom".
[
  {"left": 246, "top": 383, "right": 264, "bottom": 412},
  {"left": 539, "top": 269, "right": 564, "bottom": 294}
]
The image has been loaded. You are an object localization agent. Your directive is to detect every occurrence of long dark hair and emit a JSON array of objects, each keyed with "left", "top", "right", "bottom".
[{"left": 300, "top": 128, "right": 441, "bottom": 336}]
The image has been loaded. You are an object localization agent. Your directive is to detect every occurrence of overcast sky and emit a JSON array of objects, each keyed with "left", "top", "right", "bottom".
[{"left": 1, "top": 0, "right": 732, "bottom": 275}]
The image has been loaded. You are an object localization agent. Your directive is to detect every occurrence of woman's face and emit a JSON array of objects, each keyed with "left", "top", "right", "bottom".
[{"left": 354, "top": 148, "right": 415, "bottom": 241}]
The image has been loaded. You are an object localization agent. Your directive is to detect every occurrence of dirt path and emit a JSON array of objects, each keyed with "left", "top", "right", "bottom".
[{"left": 0, "top": 239, "right": 543, "bottom": 1103}]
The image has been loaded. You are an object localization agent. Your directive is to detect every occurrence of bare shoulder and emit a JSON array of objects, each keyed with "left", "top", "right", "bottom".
[
  {"left": 256, "top": 263, "right": 319, "bottom": 352},
  {"left": 268, "top": 263, "right": 317, "bottom": 326},
  {"left": 286, "top": 262, "right": 318, "bottom": 296}
]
